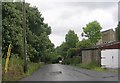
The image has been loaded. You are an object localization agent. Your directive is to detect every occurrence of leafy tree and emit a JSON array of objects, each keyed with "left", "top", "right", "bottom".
[
  {"left": 76, "top": 39, "right": 92, "bottom": 48},
  {"left": 2, "top": 2, "right": 54, "bottom": 63},
  {"left": 81, "top": 21, "right": 102, "bottom": 45},
  {"left": 56, "top": 30, "right": 79, "bottom": 59},
  {"left": 116, "top": 21, "right": 120, "bottom": 41},
  {"left": 67, "top": 48, "right": 80, "bottom": 58},
  {"left": 56, "top": 42, "right": 68, "bottom": 59},
  {"left": 2, "top": 2, "right": 24, "bottom": 58},
  {"left": 65, "top": 30, "right": 79, "bottom": 48}
]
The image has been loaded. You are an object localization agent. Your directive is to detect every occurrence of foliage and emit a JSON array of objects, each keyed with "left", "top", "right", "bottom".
[
  {"left": 2, "top": 2, "right": 24, "bottom": 58},
  {"left": 65, "top": 30, "right": 79, "bottom": 48},
  {"left": 67, "top": 48, "right": 80, "bottom": 58},
  {"left": 2, "top": 2, "right": 54, "bottom": 62},
  {"left": 2, "top": 56, "right": 43, "bottom": 81},
  {"left": 116, "top": 21, "right": 120, "bottom": 41},
  {"left": 56, "top": 42, "right": 69, "bottom": 59},
  {"left": 56, "top": 30, "right": 79, "bottom": 59},
  {"left": 25, "top": 62, "right": 44, "bottom": 76},
  {"left": 76, "top": 62, "right": 99, "bottom": 70},
  {"left": 93, "top": 67, "right": 107, "bottom": 72},
  {"left": 49, "top": 52, "right": 62, "bottom": 64},
  {"left": 81, "top": 21, "right": 102, "bottom": 45},
  {"left": 2, "top": 56, "right": 24, "bottom": 81},
  {"left": 62, "top": 56, "right": 81, "bottom": 65},
  {"left": 76, "top": 39, "right": 93, "bottom": 48}
]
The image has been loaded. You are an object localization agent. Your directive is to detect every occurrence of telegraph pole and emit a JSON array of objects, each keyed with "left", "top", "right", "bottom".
[{"left": 23, "top": 0, "right": 27, "bottom": 73}]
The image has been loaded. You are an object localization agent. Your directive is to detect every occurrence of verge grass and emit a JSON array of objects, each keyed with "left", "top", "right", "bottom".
[
  {"left": 75, "top": 63, "right": 118, "bottom": 73},
  {"left": 2, "top": 56, "right": 43, "bottom": 81}
]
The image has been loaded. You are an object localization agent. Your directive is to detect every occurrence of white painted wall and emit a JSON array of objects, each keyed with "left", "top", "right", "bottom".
[{"left": 101, "top": 49, "right": 119, "bottom": 68}]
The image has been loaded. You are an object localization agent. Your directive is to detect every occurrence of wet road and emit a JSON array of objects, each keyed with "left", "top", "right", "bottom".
[{"left": 21, "top": 64, "right": 118, "bottom": 81}]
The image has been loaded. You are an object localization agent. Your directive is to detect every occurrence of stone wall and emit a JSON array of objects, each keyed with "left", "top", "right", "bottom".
[{"left": 82, "top": 49, "right": 101, "bottom": 66}]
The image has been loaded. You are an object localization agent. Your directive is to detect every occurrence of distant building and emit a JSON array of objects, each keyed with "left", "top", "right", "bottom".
[{"left": 97, "top": 29, "right": 116, "bottom": 45}]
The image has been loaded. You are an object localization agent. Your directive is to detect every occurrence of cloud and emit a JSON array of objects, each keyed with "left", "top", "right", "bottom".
[
  {"left": 49, "top": 34, "right": 65, "bottom": 47},
  {"left": 26, "top": 0, "right": 118, "bottom": 47},
  {"left": 119, "top": 1, "right": 120, "bottom": 21}
]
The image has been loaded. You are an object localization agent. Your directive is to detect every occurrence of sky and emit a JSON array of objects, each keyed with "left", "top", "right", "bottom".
[{"left": 25, "top": 0, "right": 119, "bottom": 47}]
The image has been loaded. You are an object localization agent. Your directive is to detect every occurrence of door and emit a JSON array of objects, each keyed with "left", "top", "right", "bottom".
[{"left": 101, "top": 49, "right": 118, "bottom": 68}]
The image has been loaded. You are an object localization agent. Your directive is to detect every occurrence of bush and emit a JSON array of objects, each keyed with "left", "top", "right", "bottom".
[
  {"left": 67, "top": 48, "right": 80, "bottom": 58},
  {"left": 62, "top": 56, "right": 81, "bottom": 65},
  {"left": 25, "top": 62, "right": 43, "bottom": 76},
  {"left": 2, "top": 56, "right": 24, "bottom": 81},
  {"left": 2, "top": 56, "right": 43, "bottom": 81}
]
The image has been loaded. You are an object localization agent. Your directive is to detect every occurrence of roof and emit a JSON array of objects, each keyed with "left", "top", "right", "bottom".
[
  {"left": 100, "top": 42, "right": 120, "bottom": 49},
  {"left": 101, "top": 29, "right": 114, "bottom": 33},
  {"left": 81, "top": 41, "right": 120, "bottom": 50}
]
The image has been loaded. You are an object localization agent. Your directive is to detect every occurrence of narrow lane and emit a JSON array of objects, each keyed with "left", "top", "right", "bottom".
[{"left": 21, "top": 64, "right": 118, "bottom": 81}]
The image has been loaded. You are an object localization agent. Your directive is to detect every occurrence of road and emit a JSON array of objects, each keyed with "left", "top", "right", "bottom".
[{"left": 21, "top": 64, "right": 118, "bottom": 81}]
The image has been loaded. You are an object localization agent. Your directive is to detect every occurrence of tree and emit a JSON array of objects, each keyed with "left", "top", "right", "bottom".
[
  {"left": 56, "top": 30, "right": 79, "bottom": 59},
  {"left": 65, "top": 30, "right": 79, "bottom": 48},
  {"left": 116, "top": 21, "right": 120, "bottom": 41},
  {"left": 2, "top": 2, "right": 54, "bottom": 63},
  {"left": 67, "top": 48, "right": 80, "bottom": 58},
  {"left": 76, "top": 39, "right": 92, "bottom": 48},
  {"left": 56, "top": 42, "right": 69, "bottom": 59},
  {"left": 81, "top": 21, "right": 102, "bottom": 45},
  {"left": 2, "top": 2, "right": 24, "bottom": 58}
]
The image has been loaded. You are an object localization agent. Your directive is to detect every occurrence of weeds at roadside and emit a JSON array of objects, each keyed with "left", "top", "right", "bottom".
[{"left": 2, "top": 56, "right": 43, "bottom": 81}]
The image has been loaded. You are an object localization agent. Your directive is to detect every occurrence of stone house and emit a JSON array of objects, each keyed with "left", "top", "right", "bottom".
[{"left": 97, "top": 29, "right": 116, "bottom": 45}]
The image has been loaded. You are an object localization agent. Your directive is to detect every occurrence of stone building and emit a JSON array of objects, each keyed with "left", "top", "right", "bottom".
[
  {"left": 81, "top": 47, "right": 101, "bottom": 66},
  {"left": 97, "top": 29, "right": 116, "bottom": 45},
  {"left": 82, "top": 41, "right": 120, "bottom": 68}
]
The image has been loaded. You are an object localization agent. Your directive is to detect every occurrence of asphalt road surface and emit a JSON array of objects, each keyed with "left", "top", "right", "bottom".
[{"left": 21, "top": 64, "right": 118, "bottom": 81}]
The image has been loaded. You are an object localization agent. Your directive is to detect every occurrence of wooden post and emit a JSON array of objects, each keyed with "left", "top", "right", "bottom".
[{"left": 5, "top": 44, "right": 11, "bottom": 73}]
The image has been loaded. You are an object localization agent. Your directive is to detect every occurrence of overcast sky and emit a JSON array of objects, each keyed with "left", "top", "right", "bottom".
[{"left": 26, "top": 0, "right": 119, "bottom": 47}]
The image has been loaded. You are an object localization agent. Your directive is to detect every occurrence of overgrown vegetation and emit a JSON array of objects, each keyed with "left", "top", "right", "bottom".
[
  {"left": 2, "top": 57, "right": 24, "bottom": 81},
  {"left": 62, "top": 56, "right": 81, "bottom": 65},
  {"left": 76, "top": 62, "right": 99, "bottom": 70},
  {"left": 56, "top": 21, "right": 102, "bottom": 65},
  {"left": 2, "top": 1, "right": 118, "bottom": 81},
  {"left": 75, "top": 63, "right": 118, "bottom": 73},
  {"left": 2, "top": 2, "right": 55, "bottom": 81},
  {"left": 2, "top": 2, "right": 55, "bottom": 62},
  {"left": 2, "top": 56, "right": 43, "bottom": 81},
  {"left": 25, "top": 62, "right": 44, "bottom": 77}
]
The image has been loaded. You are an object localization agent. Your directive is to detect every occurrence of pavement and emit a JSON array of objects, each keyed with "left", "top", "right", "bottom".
[{"left": 21, "top": 64, "right": 118, "bottom": 81}]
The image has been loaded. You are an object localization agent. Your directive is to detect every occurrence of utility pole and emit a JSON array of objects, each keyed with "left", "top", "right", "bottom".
[{"left": 23, "top": 0, "right": 27, "bottom": 73}]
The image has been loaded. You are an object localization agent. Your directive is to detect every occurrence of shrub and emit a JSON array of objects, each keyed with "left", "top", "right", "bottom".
[
  {"left": 2, "top": 56, "right": 43, "bottom": 81},
  {"left": 2, "top": 56, "right": 24, "bottom": 81},
  {"left": 67, "top": 48, "right": 80, "bottom": 58},
  {"left": 62, "top": 56, "right": 81, "bottom": 65}
]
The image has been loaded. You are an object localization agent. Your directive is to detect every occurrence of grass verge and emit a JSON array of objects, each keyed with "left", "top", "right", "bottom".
[
  {"left": 75, "top": 63, "right": 118, "bottom": 73},
  {"left": 2, "top": 56, "right": 43, "bottom": 81}
]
